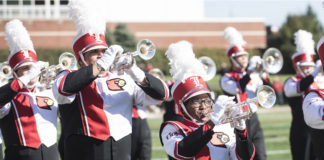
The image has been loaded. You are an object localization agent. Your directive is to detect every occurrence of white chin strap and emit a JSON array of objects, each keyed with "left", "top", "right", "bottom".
[
  {"left": 179, "top": 100, "right": 205, "bottom": 126},
  {"left": 230, "top": 56, "right": 241, "bottom": 69},
  {"left": 296, "top": 62, "right": 307, "bottom": 78}
]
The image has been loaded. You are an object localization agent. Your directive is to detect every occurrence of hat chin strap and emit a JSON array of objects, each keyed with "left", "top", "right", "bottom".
[
  {"left": 179, "top": 100, "right": 205, "bottom": 126},
  {"left": 79, "top": 52, "right": 89, "bottom": 66},
  {"left": 296, "top": 62, "right": 306, "bottom": 78},
  {"left": 230, "top": 56, "right": 242, "bottom": 69}
]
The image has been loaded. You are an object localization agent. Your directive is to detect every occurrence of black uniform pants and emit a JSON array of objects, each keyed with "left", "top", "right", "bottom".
[
  {"left": 246, "top": 113, "right": 266, "bottom": 160},
  {"left": 131, "top": 118, "right": 152, "bottom": 160},
  {"left": 64, "top": 134, "right": 131, "bottom": 160},
  {"left": 310, "top": 128, "right": 324, "bottom": 160},
  {"left": 4, "top": 144, "right": 58, "bottom": 160},
  {"left": 290, "top": 122, "right": 316, "bottom": 160}
]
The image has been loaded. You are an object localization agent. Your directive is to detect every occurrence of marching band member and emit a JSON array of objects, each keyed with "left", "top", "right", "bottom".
[
  {"left": 284, "top": 30, "right": 319, "bottom": 160},
  {"left": 302, "top": 37, "right": 324, "bottom": 159},
  {"left": 220, "top": 27, "right": 267, "bottom": 160},
  {"left": 160, "top": 41, "right": 255, "bottom": 160},
  {"left": 0, "top": 19, "right": 58, "bottom": 160},
  {"left": 52, "top": 0, "right": 169, "bottom": 159}
]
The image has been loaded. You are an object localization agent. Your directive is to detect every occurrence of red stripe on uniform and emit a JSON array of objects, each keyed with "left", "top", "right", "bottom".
[
  {"left": 13, "top": 94, "right": 41, "bottom": 148},
  {"left": 132, "top": 105, "right": 139, "bottom": 119},
  {"left": 58, "top": 71, "right": 73, "bottom": 96},
  {"left": 80, "top": 81, "right": 110, "bottom": 140}
]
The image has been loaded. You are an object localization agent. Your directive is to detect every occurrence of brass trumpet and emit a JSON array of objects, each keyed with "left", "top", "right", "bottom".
[
  {"left": 111, "top": 39, "right": 156, "bottom": 74},
  {"left": 221, "top": 85, "right": 276, "bottom": 127},
  {"left": 254, "top": 48, "right": 283, "bottom": 74},
  {"left": 39, "top": 52, "right": 77, "bottom": 89},
  {"left": 0, "top": 62, "right": 12, "bottom": 81}
]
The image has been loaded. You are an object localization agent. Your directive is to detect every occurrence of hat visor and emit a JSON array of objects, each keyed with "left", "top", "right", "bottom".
[
  {"left": 183, "top": 90, "right": 211, "bottom": 103},
  {"left": 299, "top": 62, "right": 315, "bottom": 66},
  {"left": 231, "top": 51, "right": 248, "bottom": 57},
  {"left": 14, "top": 61, "right": 35, "bottom": 71},
  {"left": 83, "top": 45, "right": 108, "bottom": 55}
]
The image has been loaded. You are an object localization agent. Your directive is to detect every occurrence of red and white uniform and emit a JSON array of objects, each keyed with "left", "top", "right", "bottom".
[
  {"left": 161, "top": 120, "right": 243, "bottom": 160},
  {"left": 221, "top": 71, "right": 263, "bottom": 102},
  {"left": 53, "top": 70, "right": 168, "bottom": 141},
  {"left": 284, "top": 76, "right": 324, "bottom": 98},
  {"left": 303, "top": 89, "right": 324, "bottom": 129},
  {"left": 0, "top": 80, "right": 58, "bottom": 148}
]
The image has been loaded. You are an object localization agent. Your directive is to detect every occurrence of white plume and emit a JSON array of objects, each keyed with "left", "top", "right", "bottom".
[
  {"left": 223, "top": 26, "right": 246, "bottom": 46},
  {"left": 5, "top": 19, "right": 35, "bottom": 59},
  {"left": 294, "top": 29, "right": 315, "bottom": 55},
  {"left": 69, "top": 0, "right": 106, "bottom": 36},
  {"left": 165, "top": 41, "right": 205, "bottom": 82}
]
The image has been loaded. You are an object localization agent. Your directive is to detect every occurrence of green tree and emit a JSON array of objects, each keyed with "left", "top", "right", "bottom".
[
  {"left": 105, "top": 27, "right": 116, "bottom": 46},
  {"left": 113, "top": 23, "right": 137, "bottom": 52},
  {"left": 268, "top": 6, "right": 324, "bottom": 73}
]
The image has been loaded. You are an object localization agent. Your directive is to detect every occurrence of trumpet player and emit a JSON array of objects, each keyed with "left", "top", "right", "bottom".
[
  {"left": 284, "top": 30, "right": 319, "bottom": 160},
  {"left": 0, "top": 19, "right": 59, "bottom": 160},
  {"left": 52, "top": 0, "right": 169, "bottom": 160},
  {"left": 220, "top": 27, "right": 268, "bottom": 160},
  {"left": 302, "top": 35, "right": 324, "bottom": 160},
  {"left": 160, "top": 41, "right": 255, "bottom": 160}
]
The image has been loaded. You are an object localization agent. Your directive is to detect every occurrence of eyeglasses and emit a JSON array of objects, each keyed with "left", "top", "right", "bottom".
[{"left": 189, "top": 98, "right": 214, "bottom": 109}]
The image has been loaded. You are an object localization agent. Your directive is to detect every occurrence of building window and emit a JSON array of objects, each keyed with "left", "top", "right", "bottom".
[
  {"left": 7, "top": 0, "right": 19, "bottom": 5},
  {"left": 35, "top": 0, "right": 45, "bottom": 5}
]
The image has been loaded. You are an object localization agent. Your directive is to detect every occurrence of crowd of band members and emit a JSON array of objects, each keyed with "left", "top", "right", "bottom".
[{"left": 0, "top": 1, "right": 324, "bottom": 160}]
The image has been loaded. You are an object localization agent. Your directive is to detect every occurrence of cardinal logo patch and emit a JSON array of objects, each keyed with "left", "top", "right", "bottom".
[
  {"left": 106, "top": 78, "right": 126, "bottom": 91},
  {"left": 36, "top": 96, "right": 54, "bottom": 110},
  {"left": 211, "top": 132, "right": 230, "bottom": 145}
]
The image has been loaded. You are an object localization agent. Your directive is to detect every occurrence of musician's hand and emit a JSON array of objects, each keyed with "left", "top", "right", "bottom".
[
  {"left": 125, "top": 60, "right": 146, "bottom": 83},
  {"left": 235, "top": 119, "right": 246, "bottom": 131},
  {"left": 18, "top": 63, "right": 41, "bottom": 88},
  {"left": 210, "top": 95, "right": 235, "bottom": 125},
  {"left": 247, "top": 56, "right": 262, "bottom": 73},
  {"left": 96, "top": 45, "right": 123, "bottom": 71},
  {"left": 114, "top": 54, "right": 133, "bottom": 73}
]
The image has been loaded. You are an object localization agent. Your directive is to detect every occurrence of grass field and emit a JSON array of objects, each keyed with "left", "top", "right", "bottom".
[{"left": 148, "top": 105, "right": 292, "bottom": 160}]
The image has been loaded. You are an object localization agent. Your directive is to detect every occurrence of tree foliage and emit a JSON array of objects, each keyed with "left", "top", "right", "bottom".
[
  {"left": 113, "top": 23, "right": 137, "bottom": 52},
  {"left": 268, "top": 6, "right": 324, "bottom": 73}
]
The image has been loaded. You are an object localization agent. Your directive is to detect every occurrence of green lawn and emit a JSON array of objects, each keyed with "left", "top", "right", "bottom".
[{"left": 149, "top": 105, "right": 292, "bottom": 160}]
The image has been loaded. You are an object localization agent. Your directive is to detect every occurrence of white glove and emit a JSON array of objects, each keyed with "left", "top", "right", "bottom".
[
  {"left": 114, "top": 54, "right": 133, "bottom": 73},
  {"left": 235, "top": 119, "right": 246, "bottom": 130},
  {"left": 96, "top": 45, "right": 123, "bottom": 71},
  {"left": 247, "top": 56, "right": 262, "bottom": 72},
  {"left": 210, "top": 95, "right": 235, "bottom": 125},
  {"left": 18, "top": 63, "right": 41, "bottom": 86},
  {"left": 312, "top": 60, "right": 322, "bottom": 77},
  {"left": 125, "top": 62, "right": 146, "bottom": 82}
]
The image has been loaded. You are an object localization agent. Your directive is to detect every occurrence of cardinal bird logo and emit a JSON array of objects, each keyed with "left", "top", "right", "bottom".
[
  {"left": 36, "top": 96, "right": 54, "bottom": 110},
  {"left": 106, "top": 78, "right": 126, "bottom": 91}
]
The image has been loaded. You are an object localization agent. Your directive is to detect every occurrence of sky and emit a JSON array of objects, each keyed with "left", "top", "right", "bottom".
[{"left": 205, "top": 0, "right": 324, "bottom": 28}]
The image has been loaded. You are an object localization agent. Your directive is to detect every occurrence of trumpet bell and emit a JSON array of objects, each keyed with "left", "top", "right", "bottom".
[
  {"left": 262, "top": 48, "right": 283, "bottom": 74},
  {"left": 198, "top": 56, "right": 216, "bottom": 81},
  {"left": 0, "top": 62, "right": 12, "bottom": 79},
  {"left": 256, "top": 85, "right": 276, "bottom": 108},
  {"left": 59, "top": 52, "right": 77, "bottom": 70},
  {"left": 136, "top": 39, "right": 156, "bottom": 60}
]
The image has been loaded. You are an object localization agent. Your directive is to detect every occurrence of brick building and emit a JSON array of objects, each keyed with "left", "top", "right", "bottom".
[{"left": 0, "top": 0, "right": 266, "bottom": 49}]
